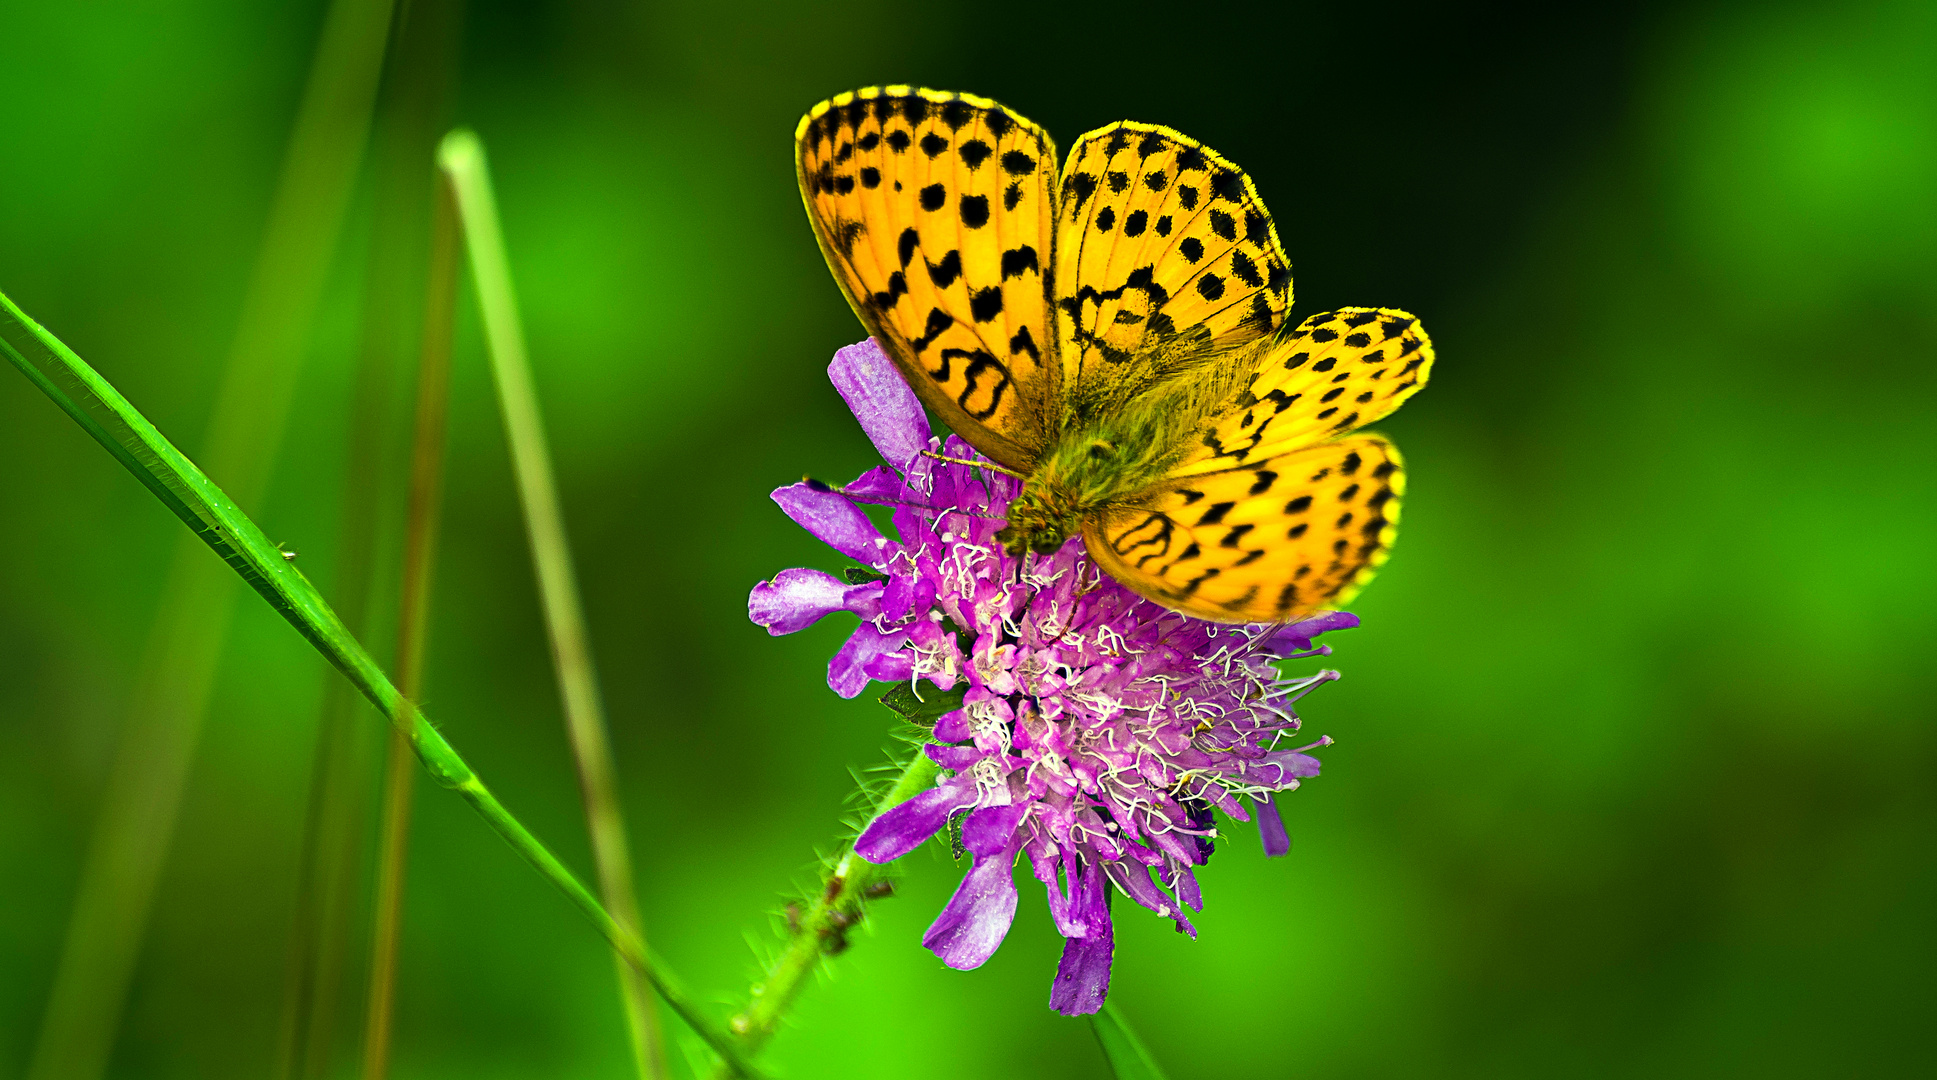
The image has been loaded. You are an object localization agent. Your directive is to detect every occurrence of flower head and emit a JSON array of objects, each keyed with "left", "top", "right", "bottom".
[{"left": 749, "top": 339, "right": 1357, "bottom": 1015}]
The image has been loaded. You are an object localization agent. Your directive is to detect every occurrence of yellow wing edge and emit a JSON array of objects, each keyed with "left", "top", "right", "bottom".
[{"left": 1325, "top": 435, "right": 1406, "bottom": 613}]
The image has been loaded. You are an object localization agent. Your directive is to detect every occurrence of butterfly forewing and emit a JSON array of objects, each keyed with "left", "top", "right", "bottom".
[
  {"left": 1052, "top": 122, "right": 1293, "bottom": 420},
  {"left": 797, "top": 87, "right": 1061, "bottom": 470},
  {"left": 1176, "top": 308, "right": 1434, "bottom": 477},
  {"left": 1085, "top": 435, "right": 1404, "bottom": 622}
]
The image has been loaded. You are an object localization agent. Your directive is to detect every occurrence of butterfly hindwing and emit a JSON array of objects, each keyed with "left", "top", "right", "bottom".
[
  {"left": 1175, "top": 308, "right": 1435, "bottom": 477},
  {"left": 797, "top": 87, "right": 1061, "bottom": 470},
  {"left": 1083, "top": 435, "right": 1403, "bottom": 622},
  {"left": 1052, "top": 122, "right": 1293, "bottom": 421}
]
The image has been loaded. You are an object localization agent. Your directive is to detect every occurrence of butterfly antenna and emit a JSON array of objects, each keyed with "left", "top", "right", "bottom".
[
  {"left": 802, "top": 477, "right": 1006, "bottom": 522},
  {"left": 920, "top": 450, "right": 1027, "bottom": 480}
]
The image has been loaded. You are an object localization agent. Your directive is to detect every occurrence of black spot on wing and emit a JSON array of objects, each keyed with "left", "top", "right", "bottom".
[
  {"left": 1009, "top": 326, "right": 1041, "bottom": 361},
  {"left": 911, "top": 308, "right": 953, "bottom": 353},
  {"left": 871, "top": 270, "right": 907, "bottom": 310},
  {"left": 1067, "top": 172, "right": 1098, "bottom": 210},
  {"left": 927, "top": 250, "right": 962, "bottom": 288},
  {"left": 1231, "top": 250, "right": 1262, "bottom": 287},
  {"left": 960, "top": 194, "right": 990, "bottom": 229},
  {"left": 969, "top": 286, "right": 1003, "bottom": 322},
  {"left": 1196, "top": 501, "right": 1235, "bottom": 526}
]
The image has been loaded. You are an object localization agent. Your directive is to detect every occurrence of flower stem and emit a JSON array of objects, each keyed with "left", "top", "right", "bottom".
[
  {"left": 721, "top": 748, "right": 941, "bottom": 1063},
  {"left": 439, "top": 128, "right": 667, "bottom": 1080},
  {"left": 0, "top": 291, "right": 763, "bottom": 1080},
  {"left": 359, "top": 128, "right": 463, "bottom": 1080}
]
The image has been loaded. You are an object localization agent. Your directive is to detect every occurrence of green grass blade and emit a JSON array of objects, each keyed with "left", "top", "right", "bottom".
[
  {"left": 360, "top": 118, "right": 464, "bottom": 1080},
  {"left": 24, "top": 5, "right": 398, "bottom": 1077},
  {"left": 0, "top": 292, "right": 765, "bottom": 1080},
  {"left": 1091, "top": 1002, "right": 1173, "bottom": 1080},
  {"left": 438, "top": 127, "right": 668, "bottom": 1080}
]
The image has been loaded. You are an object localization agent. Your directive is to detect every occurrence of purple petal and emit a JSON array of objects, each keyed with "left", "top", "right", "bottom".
[
  {"left": 748, "top": 568, "right": 879, "bottom": 635},
  {"left": 863, "top": 650, "right": 914, "bottom": 683},
  {"left": 1265, "top": 610, "right": 1360, "bottom": 654},
  {"left": 843, "top": 465, "right": 904, "bottom": 502},
  {"left": 854, "top": 776, "right": 978, "bottom": 863},
  {"left": 924, "top": 743, "right": 986, "bottom": 770},
  {"left": 829, "top": 338, "right": 929, "bottom": 471},
  {"left": 922, "top": 844, "right": 1019, "bottom": 969},
  {"left": 772, "top": 483, "right": 891, "bottom": 565},
  {"left": 827, "top": 624, "right": 908, "bottom": 698},
  {"left": 1048, "top": 923, "right": 1113, "bottom": 1015},
  {"left": 1254, "top": 748, "right": 1324, "bottom": 787},
  {"left": 932, "top": 706, "right": 970, "bottom": 742},
  {"left": 963, "top": 802, "right": 1028, "bottom": 857},
  {"left": 1028, "top": 841, "right": 1082, "bottom": 937},
  {"left": 1172, "top": 865, "right": 1203, "bottom": 913},
  {"left": 1105, "top": 860, "right": 1181, "bottom": 920},
  {"left": 1256, "top": 794, "right": 1290, "bottom": 857}
]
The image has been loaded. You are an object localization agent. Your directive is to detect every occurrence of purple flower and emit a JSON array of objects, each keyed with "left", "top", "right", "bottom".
[{"left": 749, "top": 339, "right": 1355, "bottom": 1015}]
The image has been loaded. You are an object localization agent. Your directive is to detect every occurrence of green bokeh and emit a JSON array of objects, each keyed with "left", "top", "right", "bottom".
[{"left": 2, "top": 1, "right": 1932, "bottom": 1077}]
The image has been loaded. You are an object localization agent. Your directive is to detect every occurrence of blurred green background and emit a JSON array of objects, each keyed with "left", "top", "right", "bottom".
[{"left": 2, "top": 0, "right": 1933, "bottom": 1077}]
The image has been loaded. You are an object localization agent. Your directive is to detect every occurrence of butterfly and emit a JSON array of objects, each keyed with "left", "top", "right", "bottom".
[{"left": 795, "top": 87, "right": 1434, "bottom": 623}]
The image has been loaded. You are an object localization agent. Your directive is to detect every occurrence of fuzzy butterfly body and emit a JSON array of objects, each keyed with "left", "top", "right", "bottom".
[{"left": 797, "top": 87, "right": 1434, "bottom": 623}]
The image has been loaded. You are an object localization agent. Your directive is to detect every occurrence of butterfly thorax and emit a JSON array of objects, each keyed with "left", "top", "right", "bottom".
[{"left": 997, "top": 407, "right": 1191, "bottom": 557}]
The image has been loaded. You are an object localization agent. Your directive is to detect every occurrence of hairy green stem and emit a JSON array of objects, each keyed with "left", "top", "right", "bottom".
[
  {"left": 0, "top": 292, "right": 762, "bottom": 1080},
  {"left": 439, "top": 129, "right": 667, "bottom": 1080},
  {"left": 722, "top": 750, "right": 940, "bottom": 1064}
]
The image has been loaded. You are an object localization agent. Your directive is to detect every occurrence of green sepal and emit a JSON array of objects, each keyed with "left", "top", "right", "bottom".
[
  {"left": 842, "top": 566, "right": 888, "bottom": 585},
  {"left": 877, "top": 682, "right": 966, "bottom": 725}
]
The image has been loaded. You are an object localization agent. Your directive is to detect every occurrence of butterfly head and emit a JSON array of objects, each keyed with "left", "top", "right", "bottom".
[{"left": 997, "top": 481, "right": 1082, "bottom": 557}]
